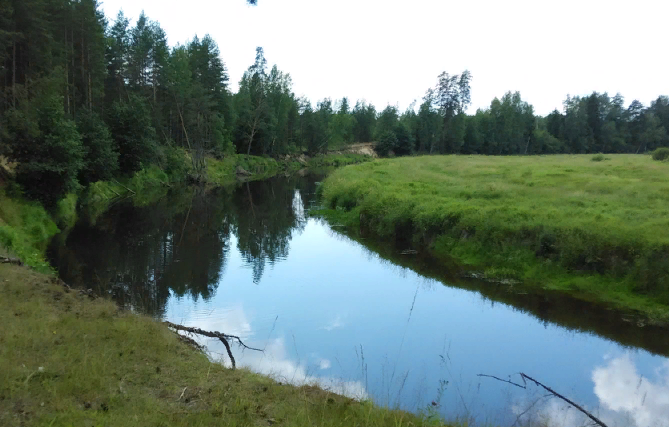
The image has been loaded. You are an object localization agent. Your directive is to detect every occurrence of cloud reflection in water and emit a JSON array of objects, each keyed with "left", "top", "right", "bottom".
[
  {"left": 512, "top": 354, "right": 669, "bottom": 427},
  {"left": 179, "top": 305, "right": 367, "bottom": 401}
]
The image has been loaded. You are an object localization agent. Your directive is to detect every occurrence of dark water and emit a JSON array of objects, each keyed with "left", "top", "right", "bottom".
[{"left": 49, "top": 175, "right": 669, "bottom": 427}]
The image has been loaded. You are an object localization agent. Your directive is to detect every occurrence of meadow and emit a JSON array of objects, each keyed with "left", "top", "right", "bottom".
[{"left": 319, "top": 154, "right": 669, "bottom": 322}]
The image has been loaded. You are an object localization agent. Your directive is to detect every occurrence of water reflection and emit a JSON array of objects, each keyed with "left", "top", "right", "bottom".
[
  {"left": 175, "top": 303, "right": 368, "bottom": 400},
  {"left": 511, "top": 354, "right": 669, "bottom": 427},
  {"left": 49, "top": 175, "right": 321, "bottom": 314},
  {"left": 49, "top": 174, "right": 669, "bottom": 425}
]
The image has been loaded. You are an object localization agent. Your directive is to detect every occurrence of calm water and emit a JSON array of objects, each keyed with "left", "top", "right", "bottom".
[{"left": 49, "top": 175, "right": 669, "bottom": 427}]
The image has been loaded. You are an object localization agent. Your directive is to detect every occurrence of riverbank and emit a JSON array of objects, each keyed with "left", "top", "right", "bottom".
[
  {"left": 317, "top": 154, "right": 669, "bottom": 324},
  {"left": 0, "top": 152, "right": 370, "bottom": 270},
  {"left": 0, "top": 262, "right": 443, "bottom": 427}
]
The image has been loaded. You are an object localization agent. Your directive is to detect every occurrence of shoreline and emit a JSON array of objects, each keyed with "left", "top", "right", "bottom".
[{"left": 317, "top": 154, "right": 669, "bottom": 326}]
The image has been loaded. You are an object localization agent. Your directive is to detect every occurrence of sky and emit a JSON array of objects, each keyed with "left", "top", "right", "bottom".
[{"left": 99, "top": 0, "right": 668, "bottom": 115}]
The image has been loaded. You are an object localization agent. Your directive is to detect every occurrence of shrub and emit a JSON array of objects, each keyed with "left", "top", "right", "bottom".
[
  {"left": 107, "top": 95, "right": 157, "bottom": 174},
  {"left": 6, "top": 94, "right": 84, "bottom": 206},
  {"left": 591, "top": 153, "right": 606, "bottom": 162},
  {"left": 651, "top": 147, "right": 669, "bottom": 161},
  {"left": 76, "top": 110, "right": 119, "bottom": 185},
  {"left": 375, "top": 131, "right": 398, "bottom": 157}
]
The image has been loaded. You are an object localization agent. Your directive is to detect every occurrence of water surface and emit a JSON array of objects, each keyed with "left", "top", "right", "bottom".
[{"left": 49, "top": 175, "right": 669, "bottom": 427}]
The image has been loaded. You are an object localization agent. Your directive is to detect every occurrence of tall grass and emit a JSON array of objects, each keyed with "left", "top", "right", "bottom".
[
  {"left": 320, "top": 154, "right": 669, "bottom": 322},
  {"left": 0, "top": 188, "right": 58, "bottom": 271}
]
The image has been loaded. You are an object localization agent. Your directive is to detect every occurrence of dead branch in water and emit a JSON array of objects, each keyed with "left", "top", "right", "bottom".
[
  {"left": 164, "top": 321, "right": 263, "bottom": 369},
  {"left": 520, "top": 373, "right": 608, "bottom": 427},
  {"left": 476, "top": 374, "right": 525, "bottom": 389},
  {"left": 478, "top": 372, "right": 609, "bottom": 427}
]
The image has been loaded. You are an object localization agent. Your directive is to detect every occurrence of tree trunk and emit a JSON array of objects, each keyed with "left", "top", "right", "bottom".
[
  {"left": 81, "top": 21, "right": 86, "bottom": 110},
  {"left": 71, "top": 28, "right": 75, "bottom": 117},
  {"left": 64, "top": 28, "right": 70, "bottom": 114},
  {"left": 12, "top": 40, "right": 16, "bottom": 107}
]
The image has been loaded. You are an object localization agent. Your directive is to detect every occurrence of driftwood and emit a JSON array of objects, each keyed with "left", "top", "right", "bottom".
[
  {"left": 478, "top": 372, "right": 609, "bottom": 427},
  {"left": 164, "top": 321, "right": 263, "bottom": 369},
  {"left": 0, "top": 256, "right": 22, "bottom": 266}
]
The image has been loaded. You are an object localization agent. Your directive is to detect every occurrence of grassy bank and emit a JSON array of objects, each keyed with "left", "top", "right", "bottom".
[
  {"left": 0, "top": 263, "right": 445, "bottom": 427},
  {"left": 318, "top": 154, "right": 669, "bottom": 323}
]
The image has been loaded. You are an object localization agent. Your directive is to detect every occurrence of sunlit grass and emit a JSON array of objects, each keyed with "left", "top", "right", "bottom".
[{"left": 320, "top": 154, "right": 669, "bottom": 322}]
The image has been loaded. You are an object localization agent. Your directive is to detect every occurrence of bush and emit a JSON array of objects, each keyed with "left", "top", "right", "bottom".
[
  {"left": 591, "top": 153, "right": 607, "bottom": 162},
  {"left": 651, "top": 147, "right": 669, "bottom": 161},
  {"left": 375, "top": 131, "right": 398, "bottom": 157},
  {"left": 76, "top": 110, "right": 119, "bottom": 185},
  {"left": 6, "top": 94, "right": 85, "bottom": 206},
  {"left": 107, "top": 95, "right": 157, "bottom": 175}
]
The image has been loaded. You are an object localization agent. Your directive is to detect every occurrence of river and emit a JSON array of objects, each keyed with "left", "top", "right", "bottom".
[{"left": 48, "top": 174, "right": 669, "bottom": 427}]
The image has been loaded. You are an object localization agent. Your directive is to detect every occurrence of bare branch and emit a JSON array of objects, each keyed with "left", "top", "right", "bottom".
[
  {"left": 164, "top": 321, "right": 263, "bottom": 369},
  {"left": 477, "top": 374, "right": 526, "bottom": 389},
  {"left": 520, "top": 373, "right": 608, "bottom": 427}
]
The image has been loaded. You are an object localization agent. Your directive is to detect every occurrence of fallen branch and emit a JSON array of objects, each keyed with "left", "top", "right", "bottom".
[
  {"left": 520, "top": 373, "right": 608, "bottom": 427},
  {"left": 164, "top": 321, "right": 263, "bottom": 369}
]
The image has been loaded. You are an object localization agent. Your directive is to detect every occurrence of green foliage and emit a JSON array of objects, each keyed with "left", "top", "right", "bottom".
[
  {"left": 54, "top": 193, "right": 78, "bottom": 230},
  {"left": 320, "top": 155, "right": 669, "bottom": 320},
  {"left": 375, "top": 131, "right": 398, "bottom": 157},
  {"left": 107, "top": 95, "right": 157, "bottom": 174},
  {"left": 591, "top": 153, "right": 608, "bottom": 162},
  {"left": 0, "top": 188, "right": 58, "bottom": 271},
  {"left": 652, "top": 147, "right": 669, "bottom": 161},
  {"left": 76, "top": 110, "right": 119, "bottom": 185},
  {"left": 6, "top": 92, "right": 85, "bottom": 206}
]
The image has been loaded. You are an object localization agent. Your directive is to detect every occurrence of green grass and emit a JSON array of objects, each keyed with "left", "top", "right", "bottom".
[
  {"left": 0, "top": 187, "right": 59, "bottom": 272},
  {"left": 0, "top": 264, "right": 451, "bottom": 427},
  {"left": 207, "top": 155, "right": 281, "bottom": 186},
  {"left": 318, "top": 154, "right": 669, "bottom": 323},
  {"left": 307, "top": 153, "right": 371, "bottom": 169}
]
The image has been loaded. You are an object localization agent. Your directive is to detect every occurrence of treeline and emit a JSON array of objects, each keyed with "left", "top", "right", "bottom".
[
  {"left": 373, "top": 71, "right": 669, "bottom": 157},
  {"left": 1, "top": 1, "right": 668, "bottom": 206}
]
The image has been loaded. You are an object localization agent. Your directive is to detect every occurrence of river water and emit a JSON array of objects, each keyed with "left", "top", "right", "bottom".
[{"left": 49, "top": 174, "right": 669, "bottom": 427}]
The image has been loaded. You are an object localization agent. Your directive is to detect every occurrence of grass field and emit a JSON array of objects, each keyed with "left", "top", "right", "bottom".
[
  {"left": 319, "top": 154, "right": 669, "bottom": 323},
  {"left": 0, "top": 263, "right": 447, "bottom": 427}
]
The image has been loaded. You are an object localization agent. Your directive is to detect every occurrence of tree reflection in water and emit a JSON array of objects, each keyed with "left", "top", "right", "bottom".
[{"left": 49, "top": 174, "right": 322, "bottom": 315}]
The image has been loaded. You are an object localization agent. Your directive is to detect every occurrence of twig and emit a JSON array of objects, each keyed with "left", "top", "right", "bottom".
[
  {"left": 477, "top": 374, "right": 526, "bottom": 389},
  {"left": 164, "top": 321, "right": 263, "bottom": 369},
  {"left": 112, "top": 179, "right": 136, "bottom": 195},
  {"left": 519, "top": 373, "right": 608, "bottom": 427},
  {"left": 178, "top": 387, "right": 187, "bottom": 401}
]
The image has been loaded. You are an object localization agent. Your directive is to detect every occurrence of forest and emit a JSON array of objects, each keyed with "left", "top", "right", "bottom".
[{"left": 1, "top": 0, "right": 668, "bottom": 206}]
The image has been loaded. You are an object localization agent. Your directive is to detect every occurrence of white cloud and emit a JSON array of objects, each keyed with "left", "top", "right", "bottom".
[
  {"left": 173, "top": 305, "right": 366, "bottom": 400},
  {"left": 322, "top": 314, "right": 345, "bottom": 331},
  {"left": 512, "top": 355, "right": 669, "bottom": 427},
  {"left": 593, "top": 355, "right": 669, "bottom": 427}
]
